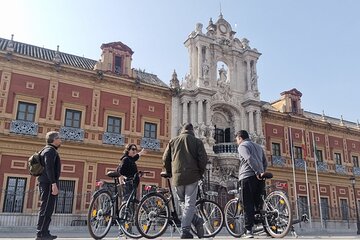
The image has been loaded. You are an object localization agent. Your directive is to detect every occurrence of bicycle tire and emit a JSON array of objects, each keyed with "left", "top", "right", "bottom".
[
  {"left": 192, "top": 199, "right": 224, "bottom": 238},
  {"left": 118, "top": 201, "right": 142, "bottom": 239},
  {"left": 224, "top": 198, "right": 245, "bottom": 237},
  {"left": 135, "top": 192, "right": 170, "bottom": 239},
  {"left": 263, "top": 190, "right": 293, "bottom": 238},
  {"left": 87, "top": 190, "right": 113, "bottom": 240}
]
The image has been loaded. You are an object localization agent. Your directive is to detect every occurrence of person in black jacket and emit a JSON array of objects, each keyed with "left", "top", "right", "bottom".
[
  {"left": 117, "top": 144, "right": 146, "bottom": 200},
  {"left": 36, "top": 131, "right": 62, "bottom": 240}
]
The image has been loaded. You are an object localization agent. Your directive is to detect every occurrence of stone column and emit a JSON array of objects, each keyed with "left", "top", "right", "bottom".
[
  {"left": 205, "top": 100, "right": 211, "bottom": 125},
  {"left": 246, "top": 60, "right": 251, "bottom": 91},
  {"left": 248, "top": 109, "right": 254, "bottom": 134},
  {"left": 182, "top": 100, "right": 188, "bottom": 124},
  {"left": 256, "top": 110, "right": 261, "bottom": 134},
  {"left": 190, "top": 100, "right": 196, "bottom": 124},
  {"left": 197, "top": 99, "right": 203, "bottom": 124},
  {"left": 197, "top": 44, "right": 202, "bottom": 82}
]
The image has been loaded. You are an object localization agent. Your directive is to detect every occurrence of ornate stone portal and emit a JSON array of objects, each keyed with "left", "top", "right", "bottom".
[{"left": 170, "top": 13, "right": 265, "bottom": 196}]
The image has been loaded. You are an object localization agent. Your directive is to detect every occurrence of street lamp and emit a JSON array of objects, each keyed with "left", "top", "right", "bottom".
[{"left": 349, "top": 176, "right": 360, "bottom": 235}]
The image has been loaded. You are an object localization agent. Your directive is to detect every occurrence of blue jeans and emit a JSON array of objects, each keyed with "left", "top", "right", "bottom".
[{"left": 175, "top": 181, "right": 198, "bottom": 229}]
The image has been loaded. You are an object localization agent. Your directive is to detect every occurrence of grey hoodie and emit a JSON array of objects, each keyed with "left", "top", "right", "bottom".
[{"left": 238, "top": 139, "right": 267, "bottom": 180}]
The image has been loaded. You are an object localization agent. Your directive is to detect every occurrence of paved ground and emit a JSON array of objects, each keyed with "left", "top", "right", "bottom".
[{"left": 0, "top": 227, "right": 359, "bottom": 240}]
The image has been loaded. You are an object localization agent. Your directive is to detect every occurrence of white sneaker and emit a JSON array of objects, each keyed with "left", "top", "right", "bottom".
[{"left": 243, "top": 230, "right": 254, "bottom": 238}]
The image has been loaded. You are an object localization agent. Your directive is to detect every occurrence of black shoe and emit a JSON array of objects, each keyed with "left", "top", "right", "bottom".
[
  {"left": 35, "top": 237, "right": 53, "bottom": 240},
  {"left": 180, "top": 230, "right": 194, "bottom": 239},
  {"left": 35, "top": 233, "right": 57, "bottom": 240}
]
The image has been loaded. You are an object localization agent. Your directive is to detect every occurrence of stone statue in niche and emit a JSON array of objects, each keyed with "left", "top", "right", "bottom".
[
  {"left": 218, "top": 65, "right": 227, "bottom": 82},
  {"left": 202, "top": 60, "right": 210, "bottom": 78},
  {"left": 184, "top": 73, "right": 195, "bottom": 89}
]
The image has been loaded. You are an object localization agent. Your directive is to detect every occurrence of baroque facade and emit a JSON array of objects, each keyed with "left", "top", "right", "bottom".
[
  {"left": 0, "top": 13, "right": 359, "bottom": 230},
  {"left": 170, "top": 13, "right": 264, "bottom": 206},
  {"left": 172, "top": 14, "right": 360, "bottom": 228},
  {"left": 0, "top": 36, "right": 171, "bottom": 224}
]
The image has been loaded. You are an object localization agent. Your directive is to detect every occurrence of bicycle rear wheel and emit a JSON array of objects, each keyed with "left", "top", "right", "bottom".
[
  {"left": 224, "top": 198, "right": 245, "bottom": 237},
  {"left": 263, "top": 190, "right": 293, "bottom": 238},
  {"left": 118, "top": 201, "right": 142, "bottom": 239},
  {"left": 135, "top": 193, "right": 170, "bottom": 239},
  {"left": 87, "top": 190, "right": 113, "bottom": 239},
  {"left": 192, "top": 199, "right": 224, "bottom": 238}
]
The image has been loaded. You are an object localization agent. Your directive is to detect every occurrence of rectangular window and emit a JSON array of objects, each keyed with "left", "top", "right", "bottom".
[
  {"left": 320, "top": 197, "right": 329, "bottom": 220},
  {"left": 353, "top": 156, "right": 359, "bottom": 168},
  {"left": 214, "top": 127, "right": 231, "bottom": 144},
  {"left": 16, "top": 101, "right": 36, "bottom": 122},
  {"left": 294, "top": 146, "right": 303, "bottom": 159},
  {"left": 272, "top": 143, "right": 281, "bottom": 156},
  {"left": 144, "top": 122, "right": 157, "bottom": 139},
  {"left": 214, "top": 127, "right": 224, "bottom": 144},
  {"left": 114, "top": 56, "right": 122, "bottom": 74},
  {"left": 55, "top": 180, "right": 75, "bottom": 214},
  {"left": 107, "top": 116, "right": 122, "bottom": 134},
  {"left": 65, "top": 109, "right": 81, "bottom": 128},
  {"left": 340, "top": 199, "right": 348, "bottom": 220},
  {"left": 316, "top": 149, "right": 323, "bottom": 162},
  {"left": 334, "top": 153, "right": 342, "bottom": 165},
  {"left": 3, "top": 177, "right": 26, "bottom": 213},
  {"left": 298, "top": 196, "right": 308, "bottom": 217}
]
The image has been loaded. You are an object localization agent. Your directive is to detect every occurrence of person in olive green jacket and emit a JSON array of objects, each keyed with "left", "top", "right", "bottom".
[{"left": 163, "top": 123, "right": 208, "bottom": 239}]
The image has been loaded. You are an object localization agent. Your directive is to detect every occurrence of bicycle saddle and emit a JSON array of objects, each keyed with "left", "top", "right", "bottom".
[
  {"left": 160, "top": 171, "right": 172, "bottom": 178},
  {"left": 107, "top": 171, "right": 121, "bottom": 178}
]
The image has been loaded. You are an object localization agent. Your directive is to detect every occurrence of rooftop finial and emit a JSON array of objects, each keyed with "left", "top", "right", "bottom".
[
  {"left": 219, "top": 3, "right": 223, "bottom": 18},
  {"left": 340, "top": 115, "right": 344, "bottom": 126}
]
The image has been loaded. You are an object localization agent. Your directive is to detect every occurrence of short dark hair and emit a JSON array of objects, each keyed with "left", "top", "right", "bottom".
[
  {"left": 183, "top": 123, "right": 194, "bottom": 131},
  {"left": 235, "top": 130, "right": 249, "bottom": 140}
]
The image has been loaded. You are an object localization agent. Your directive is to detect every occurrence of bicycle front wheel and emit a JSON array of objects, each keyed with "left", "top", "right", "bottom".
[
  {"left": 135, "top": 193, "right": 170, "bottom": 239},
  {"left": 118, "top": 201, "right": 142, "bottom": 239},
  {"left": 192, "top": 199, "right": 224, "bottom": 238},
  {"left": 87, "top": 190, "right": 113, "bottom": 240},
  {"left": 263, "top": 190, "right": 293, "bottom": 238},
  {"left": 224, "top": 198, "right": 245, "bottom": 237}
]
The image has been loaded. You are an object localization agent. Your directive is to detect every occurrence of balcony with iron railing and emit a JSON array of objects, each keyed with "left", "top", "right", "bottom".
[
  {"left": 10, "top": 120, "right": 38, "bottom": 136},
  {"left": 271, "top": 155, "right": 286, "bottom": 167},
  {"left": 60, "top": 126, "right": 84, "bottom": 141},
  {"left": 295, "top": 158, "right": 306, "bottom": 170},
  {"left": 335, "top": 164, "right": 347, "bottom": 175},
  {"left": 316, "top": 161, "right": 328, "bottom": 172},
  {"left": 353, "top": 167, "right": 360, "bottom": 176},
  {"left": 213, "top": 143, "right": 238, "bottom": 154},
  {"left": 102, "top": 132, "right": 125, "bottom": 146},
  {"left": 140, "top": 137, "right": 160, "bottom": 151}
]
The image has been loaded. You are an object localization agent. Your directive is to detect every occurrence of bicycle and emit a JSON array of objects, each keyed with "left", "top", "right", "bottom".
[
  {"left": 224, "top": 172, "right": 293, "bottom": 238},
  {"left": 87, "top": 170, "right": 148, "bottom": 239},
  {"left": 135, "top": 172, "right": 224, "bottom": 239}
]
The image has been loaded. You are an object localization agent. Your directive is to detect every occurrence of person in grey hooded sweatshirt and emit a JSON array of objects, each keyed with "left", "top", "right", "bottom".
[{"left": 235, "top": 130, "right": 267, "bottom": 238}]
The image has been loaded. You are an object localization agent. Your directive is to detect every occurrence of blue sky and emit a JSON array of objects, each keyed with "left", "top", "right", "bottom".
[{"left": 1, "top": 0, "right": 359, "bottom": 123}]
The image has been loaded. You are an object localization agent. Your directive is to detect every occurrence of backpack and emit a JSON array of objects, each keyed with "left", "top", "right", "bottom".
[{"left": 28, "top": 147, "right": 47, "bottom": 176}]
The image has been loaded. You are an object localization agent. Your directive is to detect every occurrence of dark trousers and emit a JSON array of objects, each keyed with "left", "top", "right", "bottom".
[
  {"left": 36, "top": 182, "right": 57, "bottom": 237},
  {"left": 123, "top": 180, "right": 134, "bottom": 201},
  {"left": 242, "top": 175, "right": 265, "bottom": 231}
]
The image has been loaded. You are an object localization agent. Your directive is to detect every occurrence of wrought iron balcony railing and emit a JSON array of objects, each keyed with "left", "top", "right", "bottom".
[
  {"left": 213, "top": 143, "right": 238, "bottom": 154},
  {"left": 295, "top": 158, "right": 305, "bottom": 169},
  {"left": 10, "top": 120, "right": 38, "bottom": 136},
  {"left": 140, "top": 137, "right": 160, "bottom": 151},
  {"left": 271, "top": 155, "right": 286, "bottom": 167},
  {"left": 335, "top": 164, "right": 347, "bottom": 175},
  {"left": 353, "top": 167, "right": 360, "bottom": 176},
  {"left": 102, "top": 132, "right": 125, "bottom": 146},
  {"left": 60, "top": 126, "right": 84, "bottom": 141},
  {"left": 316, "top": 161, "right": 328, "bottom": 172}
]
